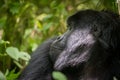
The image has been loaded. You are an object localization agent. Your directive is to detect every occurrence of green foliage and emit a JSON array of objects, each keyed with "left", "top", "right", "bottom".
[
  {"left": 9, "top": 2, "right": 21, "bottom": 15},
  {"left": 0, "top": 69, "right": 20, "bottom": 80},
  {"left": 0, "top": 17, "right": 6, "bottom": 29},
  {"left": 6, "top": 69, "right": 19, "bottom": 80},
  {"left": 0, "top": 71, "right": 6, "bottom": 80},
  {"left": 52, "top": 71, "right": 67, "bottom": 80},
  {"left": 0, "top": 40, "right": 9, "bottom": 55},
  {"left": 6, "top": 47, "right": 30, "bottom": 68},
  {"left": 6, "top": 47, "right": 30, "bottom": 61}
]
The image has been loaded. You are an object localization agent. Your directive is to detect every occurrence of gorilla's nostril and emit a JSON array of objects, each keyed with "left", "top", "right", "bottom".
[{"left": 57, "top": 36, "right": 61, "bottom": 40}]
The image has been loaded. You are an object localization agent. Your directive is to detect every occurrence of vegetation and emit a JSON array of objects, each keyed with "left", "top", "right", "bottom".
[{"left": 0, "top": 0, "right": 118, "bottom": 80}]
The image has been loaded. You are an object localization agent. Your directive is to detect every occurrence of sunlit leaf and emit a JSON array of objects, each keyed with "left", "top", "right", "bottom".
[
  {"left": 52, "top": 71, "right": 67, "bottom": 80},
  {"left": 6, "top": 47, "right": 19, "bottom": 61},
  {"left": 6, "top": 47, "right": 30, "bottom": 61}
]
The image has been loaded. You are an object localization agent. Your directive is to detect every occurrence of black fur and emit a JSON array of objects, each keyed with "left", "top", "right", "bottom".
[{"left": 18, "top": 10, "right": 120, "bottom": 80}]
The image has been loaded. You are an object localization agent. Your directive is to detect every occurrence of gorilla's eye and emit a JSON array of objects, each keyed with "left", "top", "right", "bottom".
[
  {"left": 93, "top": 27, "right": 97, "bottom": 32},
  {"left": 57, "top": 36, "right": 64, "bottom": 41},
  {"left": 91, "top": 25, "right": 102, "bottom": 37},
  {"left": 92, "top": 25, "right": 98, "bottom": 32}
]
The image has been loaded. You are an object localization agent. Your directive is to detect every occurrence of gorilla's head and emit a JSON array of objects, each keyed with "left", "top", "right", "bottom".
[{"left": 50, "top": 10, "right": 120, "bottom": 72}]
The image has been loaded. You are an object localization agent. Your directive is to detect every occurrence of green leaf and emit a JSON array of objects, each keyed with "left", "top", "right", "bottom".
[
  {"left": 6, "top": 47, "right": 31, "bottom": 61},
  {"left": 0, "top": 71, "right": 6, "bottom": 80},
  {"left": 6, "top": 47, "right": 19, "bottom": 61},
  {"left": 52, "top": 71, "right": 67, "bottom": 80},
  {"left": 43, "top": 22, "right": 53, "bottom": 30},
  {"left": 113, "top": 77, "right": 118, "bottom": 80},
  {"left": 6, "top": 69, "right": 20, "bottom": 80},
  {"left": 9, "top": 2, "right": 21, "bottom": 14},
  {"left": 19, "top": 52, "right": 31, "bottom": 61}
]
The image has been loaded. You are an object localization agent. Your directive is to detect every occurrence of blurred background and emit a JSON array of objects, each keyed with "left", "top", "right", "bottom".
[{"left": 0, "top": 0, "right": 119, "bottom": 80}]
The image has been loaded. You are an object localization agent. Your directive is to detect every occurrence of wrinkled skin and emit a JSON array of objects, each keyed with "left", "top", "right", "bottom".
[{"left": 18, "top": 10, "right": 120, "bottom": 80}]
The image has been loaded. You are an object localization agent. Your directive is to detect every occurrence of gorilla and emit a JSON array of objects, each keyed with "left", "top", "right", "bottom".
[{"left": 18, "top": 9, "right": 120, "bottom": 80}]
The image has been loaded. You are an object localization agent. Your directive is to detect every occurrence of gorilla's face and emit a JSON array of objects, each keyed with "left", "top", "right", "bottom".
[
  {"left": 54, "top": 28, "right": 95, "bottom": 70},
  {"left": 50, "top": 10, "right": 119, "bottom": 71}
]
